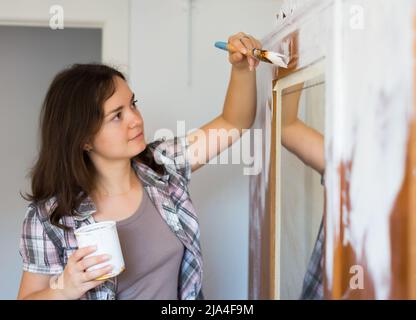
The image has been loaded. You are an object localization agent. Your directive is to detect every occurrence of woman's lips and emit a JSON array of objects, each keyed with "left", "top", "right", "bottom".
[{"left": 129, "top": 132, "right": 143, "bottom": 141}]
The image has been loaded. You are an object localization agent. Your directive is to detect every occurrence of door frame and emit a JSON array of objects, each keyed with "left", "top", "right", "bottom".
[{"left": 0, "top": 0, "right": 130, "bottom": 74}]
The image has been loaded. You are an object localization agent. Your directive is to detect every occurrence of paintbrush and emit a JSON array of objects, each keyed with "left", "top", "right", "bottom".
[{"left": 215, "top": 41, "right": 289, "bottom": 68}]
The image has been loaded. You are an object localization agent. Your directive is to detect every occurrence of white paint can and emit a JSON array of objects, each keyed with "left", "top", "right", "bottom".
[{"left": 74, "top": 221, "right": 125, "bottom": 280}]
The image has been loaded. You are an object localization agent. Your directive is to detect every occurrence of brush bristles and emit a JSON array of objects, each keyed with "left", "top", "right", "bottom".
[{"left": 253, "top": 49, "right": 288, "bottom": 68}]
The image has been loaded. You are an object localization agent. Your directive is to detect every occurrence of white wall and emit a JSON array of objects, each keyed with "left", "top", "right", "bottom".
[{"left": 129, "top": 0, "right": 282, "bottom": 299}]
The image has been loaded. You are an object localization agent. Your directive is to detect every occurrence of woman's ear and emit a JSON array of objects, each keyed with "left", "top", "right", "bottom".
[{"left": 84, "top": 143, "right": 93, "bottom": 152}]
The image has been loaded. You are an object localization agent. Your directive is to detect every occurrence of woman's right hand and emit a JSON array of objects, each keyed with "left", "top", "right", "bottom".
[{"left": 55, "top": 245, "right": 113, "bottom": 300}]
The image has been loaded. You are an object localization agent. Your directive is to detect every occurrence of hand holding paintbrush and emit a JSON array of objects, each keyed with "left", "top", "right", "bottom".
[{"left": 215, "top": 33, "right": 289, "bottom": 70}]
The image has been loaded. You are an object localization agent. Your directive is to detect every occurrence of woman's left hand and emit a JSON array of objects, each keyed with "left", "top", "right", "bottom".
[{"left": 227, "top": 32, "right": 262, "bottom": 71}]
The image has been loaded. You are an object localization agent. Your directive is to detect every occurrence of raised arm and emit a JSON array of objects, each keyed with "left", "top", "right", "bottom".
[
  {"left": 281, "top": 83, "right": 325, "bottom": 175},
  {"left": 187, "top": 33, "right": 261, "bottom": 172}
]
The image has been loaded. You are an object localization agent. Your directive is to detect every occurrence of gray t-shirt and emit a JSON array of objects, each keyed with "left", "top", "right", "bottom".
[{"left": 116, "top": 190, "right": 185, "bottom": 300}]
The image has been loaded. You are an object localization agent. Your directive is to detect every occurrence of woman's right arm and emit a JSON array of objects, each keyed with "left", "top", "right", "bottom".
[
  {"left": 17, "top": 272, "right": 65, "bottom": 299},
  {"left": 17, "top": 246, "right": 113, "bottom": 300},
  {"left": 281, "top": 83, "right": 325, "bottom": 175}
]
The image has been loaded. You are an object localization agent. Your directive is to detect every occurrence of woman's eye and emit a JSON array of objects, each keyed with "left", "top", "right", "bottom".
[
  {"left": 111, "top": 99, "right": 138, "bottom": 122},
  {"left": 113, "top": 112, "right": 122, "bottom": 121}
]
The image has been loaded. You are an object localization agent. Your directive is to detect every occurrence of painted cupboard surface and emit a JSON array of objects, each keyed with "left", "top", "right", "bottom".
[{"left": 249, "top": 0, "right": 416, "bottom": 299}]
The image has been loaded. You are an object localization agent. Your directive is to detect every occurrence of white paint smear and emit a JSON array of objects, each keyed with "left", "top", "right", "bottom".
[
  {"left": 329, "top": 0, "right": 414, "bottom": 299},
  {"left": 252, "top": 0, "right": 415, "bottom": 300}
]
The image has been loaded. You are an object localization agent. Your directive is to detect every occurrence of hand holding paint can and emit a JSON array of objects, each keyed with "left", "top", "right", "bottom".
[{"left": 74, "top": 221, "right": 125, "bottom": 280}]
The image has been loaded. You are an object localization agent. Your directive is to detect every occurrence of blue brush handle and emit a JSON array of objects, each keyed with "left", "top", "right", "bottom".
[{"left": 215, "top": 41, "right": 228, "bottom": 51}]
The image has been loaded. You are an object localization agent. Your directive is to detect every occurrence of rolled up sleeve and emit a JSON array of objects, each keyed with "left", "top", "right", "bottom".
[
  {"left": 154, "top": 136, "right": 192, "bottom": 185},
  {"left": 19, "top": 204, "right": 64, "bottom": 275}
]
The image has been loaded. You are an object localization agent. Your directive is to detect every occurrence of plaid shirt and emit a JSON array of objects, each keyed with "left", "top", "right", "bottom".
[
  {"left": 299, "top": 219, "right": 324, "bottom": 300},
  {"left": 19, "top": 136, "right": 203, "bottom": 300},
  {"left": 299, "top": 172, "right": 325, "bottom": 300}
]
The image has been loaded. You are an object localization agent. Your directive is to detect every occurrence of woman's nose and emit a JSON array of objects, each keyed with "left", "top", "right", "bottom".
[{"left": 129, "top": 113, "right": 142, "bottom": 128}]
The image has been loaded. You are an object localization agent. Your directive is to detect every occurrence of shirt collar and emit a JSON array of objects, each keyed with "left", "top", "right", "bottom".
[{"left": 73, "top": 160, "right": 170, "bottom": 222}]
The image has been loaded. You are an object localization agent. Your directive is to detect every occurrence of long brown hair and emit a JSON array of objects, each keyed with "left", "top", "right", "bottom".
[{"left": 22, "top": 64, "right": 162, "bottom": 230}]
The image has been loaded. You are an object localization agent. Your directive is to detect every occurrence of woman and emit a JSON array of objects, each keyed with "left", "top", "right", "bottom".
[{"left": 17, "top": 33, "right": 261, "bottom": 300}]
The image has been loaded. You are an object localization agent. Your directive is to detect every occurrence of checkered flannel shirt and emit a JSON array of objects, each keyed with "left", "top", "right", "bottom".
[{"left": 19, "top": 136, "right": 203, "bottom": 300}]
